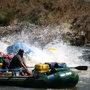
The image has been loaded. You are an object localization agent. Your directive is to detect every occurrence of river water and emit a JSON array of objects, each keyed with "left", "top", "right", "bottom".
[{"left": 0, "top": 24, "right": 90, "bottom": 90}]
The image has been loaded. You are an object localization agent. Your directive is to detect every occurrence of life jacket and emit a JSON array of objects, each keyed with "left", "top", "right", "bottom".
[
  {"left": 0, "top": 52, "right": 12, "bottom": 60},
  {"left": 0, "top": 52, "right": 13, "bottom": 69}
]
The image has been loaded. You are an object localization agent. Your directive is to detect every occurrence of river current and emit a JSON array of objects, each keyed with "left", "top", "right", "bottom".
[{"left": 0, "top": 24, "right": 90, "bottom": 90}]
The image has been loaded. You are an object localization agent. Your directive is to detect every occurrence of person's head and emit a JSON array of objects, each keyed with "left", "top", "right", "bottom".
[{"left": 17, "top": 49, "right": 24, "bottom": 57}]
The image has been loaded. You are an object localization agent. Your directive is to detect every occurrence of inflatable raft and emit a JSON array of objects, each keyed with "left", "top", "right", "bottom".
[
  {"left": 0, "top": 62, "right": 79, "bottom": 88},
  {"left": 0, "top": 52, "right": 88, "bottom": 88}
]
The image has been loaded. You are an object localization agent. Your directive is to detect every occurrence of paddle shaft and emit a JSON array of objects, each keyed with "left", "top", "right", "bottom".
[
  {"left": 0, "top": 68, "right": 25, "bottom": 72},
  {"left": 70, "top": 66, "right": 88, "bottom": 70},
  {"left": 0, "top": 66, "right": 88, "bottom": 72},
  {"left": 0, "top": 66, "right": 34, "bottom": 72}
]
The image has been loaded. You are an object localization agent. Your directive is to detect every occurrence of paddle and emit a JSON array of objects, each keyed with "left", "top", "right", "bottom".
[
  {"left": 19, "top": 65, "right": 89, "bottom": 71},
  {"left": 4, "top": 40, "right": 11, "bottom": 45},
  {"left": 0, "top": 65, "right": 88, "bottom": 72},
  {"left": 54, "top": 66, "right": 88, "bottom": 72},
  {"left": 0, "top": 61, "right": 88, "bottom": 72},
  {"left": 69, "top": 66, "right": 88, "bottom": 70},
  {"left": 48, "top": 47, "right": 56, "bottom": 51}
]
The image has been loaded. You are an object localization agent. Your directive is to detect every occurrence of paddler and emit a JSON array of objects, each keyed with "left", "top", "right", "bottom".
[{"left": 9, "top": 49, "right": 32, "bottom": 76}]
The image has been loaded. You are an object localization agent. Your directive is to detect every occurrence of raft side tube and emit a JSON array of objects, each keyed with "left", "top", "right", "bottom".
[{"left": 33, "top": 70, "right": 79, "bottom": 88}]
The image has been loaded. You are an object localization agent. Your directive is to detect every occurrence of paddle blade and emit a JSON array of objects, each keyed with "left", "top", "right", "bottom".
[
  {"left": 75, "top": 66, "right": 88, "bottom": 70},
  {"left": 4, "top": 40, "right": 11, "bottom": 45},
  {"left": 48, "top": 47, "right": 56, "bottom": 51}
]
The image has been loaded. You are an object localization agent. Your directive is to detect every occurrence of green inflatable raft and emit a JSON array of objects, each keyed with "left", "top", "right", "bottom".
[
  {"left": 0, "top": 68, "right": 79, "bottom": 88},
  {"left": 0, "top": 54, "right": 88, "bottom": 88}
]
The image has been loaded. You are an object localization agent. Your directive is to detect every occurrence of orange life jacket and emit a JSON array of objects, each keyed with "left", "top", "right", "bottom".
[{"left": 0, "top": 52, "right": 12, "bottom": 60}]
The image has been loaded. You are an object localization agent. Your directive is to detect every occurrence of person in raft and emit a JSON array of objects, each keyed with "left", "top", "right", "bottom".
[{"left": 9, "top": 49, "right": 32, "bottom": 76}]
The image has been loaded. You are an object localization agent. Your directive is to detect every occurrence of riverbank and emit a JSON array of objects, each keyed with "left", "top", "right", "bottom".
[{"left": 0, "top": 0, "right": 90, "bottom": 46}]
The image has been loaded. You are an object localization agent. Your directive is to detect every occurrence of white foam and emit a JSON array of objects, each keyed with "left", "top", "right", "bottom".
[{"left": 0, "top": 25, "right": 90, "bottom": 68}]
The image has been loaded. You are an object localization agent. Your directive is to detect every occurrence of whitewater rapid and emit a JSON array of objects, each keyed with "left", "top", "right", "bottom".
[{"left": 0, "top": 25, "right": 90, "bottom": 67}]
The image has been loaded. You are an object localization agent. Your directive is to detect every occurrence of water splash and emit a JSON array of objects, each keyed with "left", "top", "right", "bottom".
[
  {"left": 0, "top": 41, "right": 9, "bottom": 53},
  {"left": 0, "top": 24, "right": 90, "bottom": 68}
]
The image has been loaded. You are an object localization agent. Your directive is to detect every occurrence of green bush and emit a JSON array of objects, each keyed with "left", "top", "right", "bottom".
[{"left": 0, "top": 10, "right": 15, "bottom": 26}]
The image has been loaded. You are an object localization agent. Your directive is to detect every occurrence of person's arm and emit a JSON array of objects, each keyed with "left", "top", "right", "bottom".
[
  {"left": 20, "top": 62, "right": 27, "bottom": 69},
  {"left": 22, "top": 58, "right": 28, "bottom": 68},
  {"left": 20, "top": 61, "right": 32, "bottom": 75},
  {"left": 23, "top": 62, "right": 28, "bottom": 68},
  {"left": 17, "top": 55, "right": 32, "bottom": 75}
]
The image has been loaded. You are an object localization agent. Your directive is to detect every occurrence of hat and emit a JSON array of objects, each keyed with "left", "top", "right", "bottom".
[{"left": 18, "top": 49, "right": 24, "bottom": 53}]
